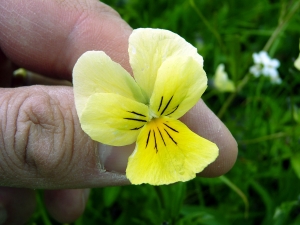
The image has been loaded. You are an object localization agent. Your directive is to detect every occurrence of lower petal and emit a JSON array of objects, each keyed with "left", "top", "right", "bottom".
[{"left": 126, "top": 117, "right": 219, "bottom": 185}]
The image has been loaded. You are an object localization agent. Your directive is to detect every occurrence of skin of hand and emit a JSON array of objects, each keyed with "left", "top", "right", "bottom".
[{"left": 0, "top": 0, "right": 238, "bottom": 224}]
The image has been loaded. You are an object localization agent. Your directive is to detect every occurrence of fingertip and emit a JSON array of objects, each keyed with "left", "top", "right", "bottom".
[
  {"left": 199, "top": 140, "right": 238, "bottom": 177},
  {"left": 44, "top": 189, "right": 90, "bottom": 223},
  {"left": 180, "top": 100, "right": 238, "bottom": 177}
]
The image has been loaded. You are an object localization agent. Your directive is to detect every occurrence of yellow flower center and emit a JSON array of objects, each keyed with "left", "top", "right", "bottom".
[{"left": 145, "top": 117, "right": 179, "bottom": 153}]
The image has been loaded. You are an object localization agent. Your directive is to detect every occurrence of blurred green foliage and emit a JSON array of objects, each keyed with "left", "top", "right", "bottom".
[{"left": 30, "top": 0, "right": 300, "bottom": 224}]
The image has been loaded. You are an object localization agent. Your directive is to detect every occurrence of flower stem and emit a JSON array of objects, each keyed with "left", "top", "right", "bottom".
[
  {"left": 36, "top": 191, "right": 52, "bottom": 225},
  {"left": 238, "top": 132, "right": 287, "bottom": 145},
  {"left": 219, "top": 175, "right": 249, "bottom": 219},
  {"left": 190, "top": 0, "right": 223, "bottom": 48},
  {"left": 217, "top": 74, "right": 250, "bottom": 119},
  {"left": 263, "top": 0, "right": 300, "bottom": 52}
]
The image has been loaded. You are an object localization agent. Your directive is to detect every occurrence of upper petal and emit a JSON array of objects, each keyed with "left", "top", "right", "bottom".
[
  {"left": 129, "top": 28, "right": 203, "bottom": 101},
  {"left": 73, "top": 51, "right": 146, "bottom": 118},
  {"left": 149, "top": 56, "right": 207, "bottom": 119},
  {"left": 126, "top": 117, "right": 219, "bottom": 185},
  {"left": 80, "top": 93, "right": 149, "bottom": 146}
]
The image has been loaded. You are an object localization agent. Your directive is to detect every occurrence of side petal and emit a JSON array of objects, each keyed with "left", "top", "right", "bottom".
[
  {"left": 129, "top": 28, "right": 203, "bottom": 100},
  {"left": 149, "top": 56, "right": 207, "bottom": 119},
  {"left": 80, "top": 93, "right": 149, "bottom": 146},
  {"left": 126, "top": 117, "right": 218, "bottom": 185},
  {"left": 73, "top": 51, "right": 146, "bottom": 118}
]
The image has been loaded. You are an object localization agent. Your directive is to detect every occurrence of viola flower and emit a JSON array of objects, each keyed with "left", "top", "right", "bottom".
[
  {"left": 249, "top": 51, "right": 281, "bottom": 84},
  {"left": 73, "top": 28, "right": 219, "bottom": 185},
  {"left": 213, "top": 64, "right": 235, "bottom": 92}
]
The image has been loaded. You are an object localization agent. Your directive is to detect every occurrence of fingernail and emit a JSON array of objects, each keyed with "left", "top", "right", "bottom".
[
  {"left": 0, "top": 204, "right": 7, "bottom": 225},
  {"left": 98, "top": 143, "right": 113, "bottom": 170},
  {"left": 98, "top": 143, "right": 134, "bottom": 173}
]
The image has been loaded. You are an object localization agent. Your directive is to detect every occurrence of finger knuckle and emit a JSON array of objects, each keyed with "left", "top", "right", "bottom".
[
  {"left": 0, "top": 87, "right": 75, "bottom": 184},
  {"left": 23, "top": 87, "right": 74, "bottom": 179}
]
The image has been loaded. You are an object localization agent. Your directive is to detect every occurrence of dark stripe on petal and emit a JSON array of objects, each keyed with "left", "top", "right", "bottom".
[
  {"left": 157, "top": 127, "right": 166, "bottom": 146},
  {"left": 165, "top": 105, "right": 179, "bottom": 116},
  {"left": 130, "top": 125, "right": 144, "bottom": 130},
  {"left": 163, "top": 123, "right": 179, "bottom": 133},
  {"left": 127, "top": 111, "right": 146, "bottom": 117},
  {"left": 146, "top": 130, "right": 151, "bottom": 148},
  {"left": 158, "top": 96, "right": 163, "bottom": 112},
  {"left": 124, "top": 118, "right": 147, "bottom": 122},
  {"left": 160, "top": 96, "right": 173, "bottom": 115},
  {"left": 153, "top": 130, "right": 158, "bottom": 153},
  {"left": 164, "top": 129, "right": 177, "bottom": 145}
]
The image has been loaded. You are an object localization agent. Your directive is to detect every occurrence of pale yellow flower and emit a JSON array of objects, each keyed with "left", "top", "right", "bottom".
[
  {"left": 295, "top": 40, "right": 300, "bottom": 71},
  {"left": 213, "top": 64, "right": 235, "bottom": 92},
  {"left": 73, "top": 28, "right": 218, "bottom": 185}
]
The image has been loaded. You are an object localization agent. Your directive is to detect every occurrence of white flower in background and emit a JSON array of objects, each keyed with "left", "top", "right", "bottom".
[
  {"left": 249, "top": 51, "right": 281, "bottom": 84},
  {"left": 294, "top": 40, "right": 300, "bottom": 71},
  {"left": 270, "top": 74, "right": 282, "bottom": 84},
  {"left": 213, "top": 64, "right": 235, "bottom": 92}
]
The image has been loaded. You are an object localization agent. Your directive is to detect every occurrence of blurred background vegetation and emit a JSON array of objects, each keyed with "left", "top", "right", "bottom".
[{"left": 31, "top": 0, "right": 300, "bottom": 224}]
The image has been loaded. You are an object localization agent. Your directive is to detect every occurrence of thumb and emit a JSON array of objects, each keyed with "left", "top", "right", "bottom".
[
  {"left": 0, "top": 86, "right": 129, "bottom": 189},
  {"left": 0, "top": 0, "right": 132, "bottom": 79}
]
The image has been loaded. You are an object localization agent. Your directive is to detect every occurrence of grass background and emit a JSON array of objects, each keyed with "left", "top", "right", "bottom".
[{"left": 30, "top": 0, "right": 300, "bottom": 224}]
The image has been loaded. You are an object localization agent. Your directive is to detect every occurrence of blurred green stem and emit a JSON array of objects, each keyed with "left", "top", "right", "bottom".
[
  {"left": 263, "top": 0, "right": 300, "bottom": 52},
  {"left": 195, "top": 181, "right": 205, "bottom": 207},
  {"left": 219, "top": 176, "right": 249, "bottom": 219},
  {"left": 249, "top": 179, "right": 273, "bottom": 224},
  {"left": 217, "top": 74, "right": 250, "bottom": 119},
  {"left": 36, "top": 191, "right": 52, "bottom": 225},
  {"left": 238, "top": 132, "right": 287, "bottom": 145},
  {"left": 190, "top": 0, "right": 223, "bottom": 48}
]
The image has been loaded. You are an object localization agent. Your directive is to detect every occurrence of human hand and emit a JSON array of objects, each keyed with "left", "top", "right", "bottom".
[{"left": 0, "top": 0, "right": 238, "bottom": 224}]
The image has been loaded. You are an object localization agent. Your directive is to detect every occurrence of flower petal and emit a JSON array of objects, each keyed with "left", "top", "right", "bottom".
[
  {"left": 126, "top": 117, "right": 218, "bottom": 185},
  {"left": 295, "top": 40, "right": 300, "bottom": 71},
  {"left": 270, "top": 59, "right": 280, "bottom": 68},
  {"left": 214, "top": 64, "right": 235, "bottom": 93},
  {"left": 258, "top": 51, "right": 271, "bottom": 65},
  {"left": 73, "top": 51, "right": 146, "bottom": 118},
  {"left": 129, "top": 28, "right": 203, "bottom": 101},
  {"left": 149, "top": 56, "right": 207, "bottom": 119},
  {"left": 295, "top": 54, "right": 300, "bottom": 71},
  {"left": 252, "top": 53, "right": 260, "bottom": 64},
  {"left": 80, "top": 93, "right": 149, "bottom": 146}
]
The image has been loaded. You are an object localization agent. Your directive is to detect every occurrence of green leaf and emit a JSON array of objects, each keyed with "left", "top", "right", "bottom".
[{"left": 291, "top": 153, "right": 300, "bottom": 180}]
